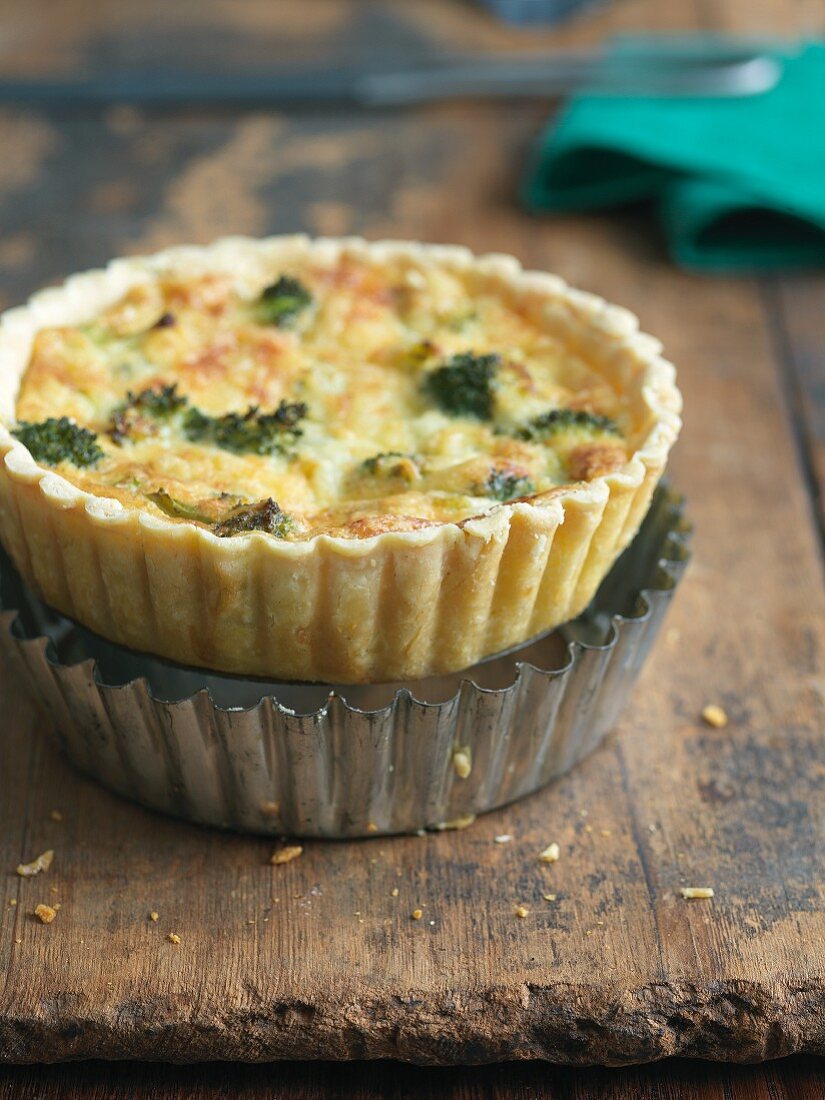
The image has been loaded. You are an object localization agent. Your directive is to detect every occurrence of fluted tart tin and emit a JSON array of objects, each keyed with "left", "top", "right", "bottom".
[{"left": 0, "top": 487, "right": 690, "bottom": 838}]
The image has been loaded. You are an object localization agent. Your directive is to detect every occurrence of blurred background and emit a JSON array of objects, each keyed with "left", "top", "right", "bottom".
[{"left": 0, "top": 0, "right": 822, "bottom": 297}]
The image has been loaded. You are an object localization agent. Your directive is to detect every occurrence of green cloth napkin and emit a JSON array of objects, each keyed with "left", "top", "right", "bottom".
[{"left": 521, "top": 42, "right": 825, "bottom": 271}]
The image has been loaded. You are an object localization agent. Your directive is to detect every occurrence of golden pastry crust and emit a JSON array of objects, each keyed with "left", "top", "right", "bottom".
[{"left": 0, "top": 236, "right": 681, "bottom": 682}]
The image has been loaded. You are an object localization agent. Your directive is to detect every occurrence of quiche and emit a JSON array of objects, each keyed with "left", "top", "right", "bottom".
[{"left": 0, "top": 237, "right": 681, "bottom": 682}]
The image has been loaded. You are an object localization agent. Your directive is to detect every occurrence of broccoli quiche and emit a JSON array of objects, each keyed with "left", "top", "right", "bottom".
[{"left": 0, "top": 237, "right": 681, "bottom": 682}]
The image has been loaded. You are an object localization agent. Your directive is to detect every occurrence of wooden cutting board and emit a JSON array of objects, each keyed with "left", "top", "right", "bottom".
[{"left": 0, "top": 0, "right": 824, "bottom": 1066}]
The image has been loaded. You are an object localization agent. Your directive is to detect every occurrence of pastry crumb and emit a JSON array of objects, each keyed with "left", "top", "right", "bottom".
[
  {"left": 366, "top": 822, "right": 379, "bottom": 833},
  {"left": 453, "top": 748, "right": 472, "bottom": 779},
  {"left": 270, "top": 845, "right": 303, "bottom": 865},
  {"left": 411, "top": 908, "right": 423, "bottom": 921},
  {"left": 259, "top": 801, "right": 280, "bottom": 817},
  {"left": 680, "top": 887, "right": 714, "bottom": 900},
  {"left": 16, "top": 850, "right": 54, "bottom": 878},
  {"left": 494, "top": 834, "right": 512, "bottom": 844},
  {"left": 701, "top": 704, "right": 728, "bottom": 728},
  {"left": 435, "top": 814, "right": 476, "bottom": 831},
  {"left": 391, "top": 888, "right": 399, "bottom": 897},
  {"left": 515, "top": 905, "right": 529, "bottom": 918},
  {"left": 600, "top": 829, "right": 612, "bottom": 837},
  {"left": 542, "top": 893, "right": 557, "bottom": 902},
  {"left": 538, "top": 843, "right": 560, "bottom": 863},
  {"left": 9, "top": 898, "right": 18, "bottom": 907},
  {"left": 167, "top": 932, "right": 181, "bottom": 944},
  {"left": 149, "top": 911, "right": 159, "bottom": 922},
  {"left": 34, "top": 904, "right": 56, "bottom": 924},
  {"left": 49, "top": 810, "right": 63, "bottom": 822}
]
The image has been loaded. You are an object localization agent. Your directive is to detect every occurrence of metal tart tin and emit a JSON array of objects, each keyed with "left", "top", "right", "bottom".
[{"left": 0, "top": 487, "right": 690, "bottom": 838}]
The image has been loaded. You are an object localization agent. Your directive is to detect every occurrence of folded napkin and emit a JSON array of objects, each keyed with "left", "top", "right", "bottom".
[{"left": 521, "top": 42, "right": 825, "bottom": 271}]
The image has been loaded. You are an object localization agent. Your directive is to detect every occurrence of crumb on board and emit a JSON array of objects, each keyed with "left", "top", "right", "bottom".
[
  {"left": 149, "top": 911, "right": 159, "bottom": 922},
  {"left": 494, "top": 834, "right": 512, "bottom": 844},
  {"left": 701, "top": 704, "right": 728, "bottom": 728},
  {"left": 680, "top": 887, "right": 715, "bottom": 900},
  {"left": 391, "top": 888, "right": 399, "bottom": 898},
  {"left": 16, "top": 850, "right": 54, "bottom": 878},
  {"left": 515, "top": 905, "right": 529, "bottom": 919},
  {"left": 435, "top": 814, "right": 476, "bottom": 831},
  {"left": 411, "top": 908, "right": 423, "bottom": 921},
  {"left": 49, "top": 810, "right": 63, "bottom": 822},
  {"left": 34, "top": 904, "right": 56, "bottom": 924},
  {"left": 542, "top": 893, "right": 557, "bottom": 902},
  {"left": 270, "top": 845, "right": 303, "bottom": 865},
  {"left": 167, "top": 932, "right": 181, "bottom": 944},
  {"left": 366, "top": 822, "right": 379, "bottom": 833},
  {"left": 538, "top": 843, "right": 560, "bottom": 864},
  {"left": 600, "top": 829, "right": 612, "bottom": 837},
  {"left": 259, "top": 801, "right": 280, "bottom": 817},
  {"left": 453, "top": 748, "right": 472, "bottom": 779}
]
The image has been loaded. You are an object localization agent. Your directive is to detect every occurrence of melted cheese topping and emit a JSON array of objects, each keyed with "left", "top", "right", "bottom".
[{"left": 14, "top": 254, "right": 632, "bottom": 539}]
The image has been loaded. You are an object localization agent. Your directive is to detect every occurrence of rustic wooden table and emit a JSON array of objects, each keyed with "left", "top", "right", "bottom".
[{"left": 1, "top": 1, "right": 824, "bottom": 1096}]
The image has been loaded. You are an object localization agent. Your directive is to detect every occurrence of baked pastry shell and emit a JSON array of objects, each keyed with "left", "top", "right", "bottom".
[{"left": 0, "top": 236, "right": 682, "bottom": 683}]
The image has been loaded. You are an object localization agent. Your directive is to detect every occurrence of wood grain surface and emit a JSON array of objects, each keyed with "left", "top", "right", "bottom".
[{"left": 0, "top": 0, "right": 823, "bottom": 1092}]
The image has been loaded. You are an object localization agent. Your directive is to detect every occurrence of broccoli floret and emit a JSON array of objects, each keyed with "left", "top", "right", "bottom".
[
  {"left": 146, "top": 490, "right": 214, "bottom": 523},
  {"left": 213, "top": 498, "right": 293, "bottom": 538},
  {"left": 183, "top": 400, "right": 308, "bottom": 456},
  {"left": 515, "top": 408, "right": 619, "bottom": 442},
  {"left": 423, "top": 352, "right": 499, "bottom": 420},
  {"left": 359, "top": 451, "right": 421, "bottom": 485},
  {"left": 361, "top": 452, "right": 406, "bottom": 474},
  {"left": 13, "top": 417, "right": 103, "bottom": 467},
  {"left": 258, "top": 276, "right": 313, "bottom": 327},
  {"left": 484, "top": 469, "right": 535, "bottom": 502},
  {"left": 110, "top": 383, "right": 189, "bottom": 443},
  {"left": 118, "top": 383, "right": 187, "bottom": 419}
]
